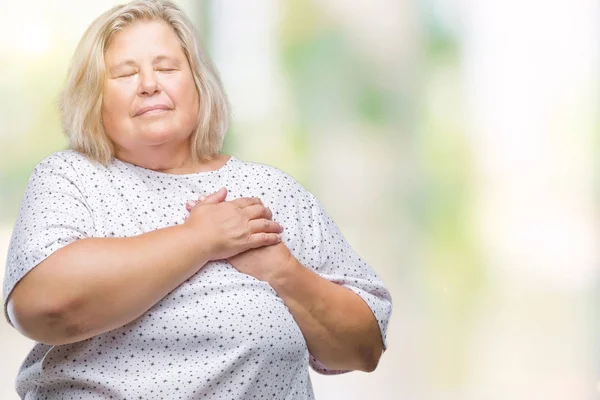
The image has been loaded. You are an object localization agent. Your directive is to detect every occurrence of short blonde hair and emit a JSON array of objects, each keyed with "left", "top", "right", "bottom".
[{"left": 59, "top": 0, "right": 229, "bottom": 166}]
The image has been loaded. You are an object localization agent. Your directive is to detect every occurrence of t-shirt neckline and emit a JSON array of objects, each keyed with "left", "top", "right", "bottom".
[{"left": 114, "top": 155, "right": 236, "bottom": 178}]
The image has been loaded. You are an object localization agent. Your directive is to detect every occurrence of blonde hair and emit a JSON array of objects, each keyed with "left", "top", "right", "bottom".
[{"left": 59, "top": 0, "right": 229, "bottom": 166}]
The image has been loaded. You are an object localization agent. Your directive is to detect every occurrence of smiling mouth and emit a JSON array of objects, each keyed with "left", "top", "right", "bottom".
[
  {"left": 138, "top": 108, "right": 169, "bottom": 116},
  {"left": 134, "top": 104, "right": 172, "bottom": 116}
]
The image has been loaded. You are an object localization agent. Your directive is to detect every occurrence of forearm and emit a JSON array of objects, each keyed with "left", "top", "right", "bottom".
[
  {"left": 269, "top": 258, "right": 384, "bottom": 372},
  {"left": 8, "top": 224, "right": 207, "bottom": 345}
]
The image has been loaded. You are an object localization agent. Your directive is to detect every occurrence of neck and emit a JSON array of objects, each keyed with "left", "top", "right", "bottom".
[
  {"left": 115, "top": 141, "right": 194, "bottom": 172},
  {"left": 115, "top": 142, "right": 228, "bottom": 175}
]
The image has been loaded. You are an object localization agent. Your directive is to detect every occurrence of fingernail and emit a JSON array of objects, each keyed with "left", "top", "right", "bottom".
[
  {"left": 186, "top": 200, "right": 196, "bottom": 208},
  {"left": 199, "top": 196, "right": 206, "bottom": 202}
]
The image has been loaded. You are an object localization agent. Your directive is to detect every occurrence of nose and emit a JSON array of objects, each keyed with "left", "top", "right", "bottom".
[{"left": 137, "top": 69, "right": 161, "bottom": 97}]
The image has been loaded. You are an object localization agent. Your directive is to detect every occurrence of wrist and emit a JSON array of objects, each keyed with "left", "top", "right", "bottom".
[
  {"left": 176, "top": 223, "right": 211, "bottom": 266},
  {"left": 268, "top": 255, "right": 303, "bottom": 293}
]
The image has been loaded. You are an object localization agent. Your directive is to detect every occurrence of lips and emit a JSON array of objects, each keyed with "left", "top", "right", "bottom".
[{"left": 134, "top": 104, "right": 171, "bottom": 116}]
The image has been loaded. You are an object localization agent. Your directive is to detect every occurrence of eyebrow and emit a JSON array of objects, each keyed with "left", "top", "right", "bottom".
[{"left": 108, "top": 55, "right": 181, "bottom": 74}]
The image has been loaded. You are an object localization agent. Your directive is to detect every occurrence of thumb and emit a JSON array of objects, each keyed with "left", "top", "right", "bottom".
[{"left": 199, "top": 187, "right": 227, "bottom": 204}]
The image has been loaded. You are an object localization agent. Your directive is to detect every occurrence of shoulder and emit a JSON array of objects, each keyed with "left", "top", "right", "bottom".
[
  {"left": 36, "top": 149, "right": 98, "bottom": 169},
  {"left": 32, "top": 150, "right": 103, "bottom": 178},
  {"left": 231, "top": 157, "right": 315, "bottom": 200},
  {"left": 25, "top": 150, "right": 106, "bottom": 198}
]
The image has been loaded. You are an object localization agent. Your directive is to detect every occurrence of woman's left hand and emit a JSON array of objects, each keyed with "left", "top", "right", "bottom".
[
  {"left": 187, "top": 190, "right": 296, "bottom": 283},
  {"left": 226, "top": 242, "right": 295, "bottom": 283}
]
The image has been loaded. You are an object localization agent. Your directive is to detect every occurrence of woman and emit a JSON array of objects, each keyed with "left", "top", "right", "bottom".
[{"left": 3, "top": 1, "right": 392, "bottom": 399}]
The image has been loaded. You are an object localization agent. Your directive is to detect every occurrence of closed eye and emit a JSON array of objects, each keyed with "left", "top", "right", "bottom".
[{"left": 117, "top": 72, "right": 137, "bottom": 78}]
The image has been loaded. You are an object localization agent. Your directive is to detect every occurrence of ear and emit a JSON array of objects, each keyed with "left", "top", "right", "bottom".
[{"left": 199, "top": 187, "right": 228, "bottom": 204}]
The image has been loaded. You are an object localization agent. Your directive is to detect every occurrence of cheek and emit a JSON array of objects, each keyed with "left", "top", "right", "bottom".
[
  {"left": 102, "top": 83, "right": 132, "bottom": 116},
  {"left": 101, "top": 84, "right": 133, "bottom": 140},
  {"left": 184, "top": 88, "right": 199, "bottom": 119},
  {"left": 185, "top": 85, "right": 200, "bottom": 119},
  {"left": 171, "top": 82, "right": 196, "bottom": 107},
  {"left": 167, "top": 75, "right": 198, "bottom": 110},
  {"left": 168, "top": 85, "right": 199, "bottom": 124}
]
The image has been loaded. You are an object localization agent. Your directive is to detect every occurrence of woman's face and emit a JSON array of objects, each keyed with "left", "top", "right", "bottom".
[{"left": 102, "top": 19, "right": 199, "bottom": 155}]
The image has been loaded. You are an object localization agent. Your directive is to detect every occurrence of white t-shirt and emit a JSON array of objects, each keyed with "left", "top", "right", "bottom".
[{"left": 3, "top": 150, "right": 392, "bottom": 400}]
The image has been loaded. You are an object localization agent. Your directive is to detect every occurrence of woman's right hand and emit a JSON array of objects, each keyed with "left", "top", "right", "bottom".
[{"left": 183, "top": 187, "right": 283, "bottom": 261}]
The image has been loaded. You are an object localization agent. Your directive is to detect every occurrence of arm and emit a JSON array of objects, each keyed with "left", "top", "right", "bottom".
[
  {"left": 7, "top": 188, "right": 282, "bottom": 345},
  {"left": 227, "top": 243, "right": 385, "bottom": 372},
  {"left": 270, "top": 257, "right": 384, "bottom": 372},
  {"left": 219, "top": 188, "right": 391, "bottom": 373},
  {"left": 8, "top": 224, "right": 206, "bottom": 345}
]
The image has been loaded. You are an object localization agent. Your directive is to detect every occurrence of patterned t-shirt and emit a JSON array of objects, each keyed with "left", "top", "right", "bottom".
[{"left": 3, "top": 150, "right": 392, "bottom": 400}]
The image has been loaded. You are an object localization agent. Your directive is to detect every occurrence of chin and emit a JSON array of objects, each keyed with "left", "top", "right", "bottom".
[{"left": 140, "top": 126, "right": 188, "bottom": 145}]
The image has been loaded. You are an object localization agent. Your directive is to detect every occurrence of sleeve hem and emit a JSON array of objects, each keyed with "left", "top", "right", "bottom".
[
  {"left": 3, "top": 239, "right": 80, "bottom": 329},
  {"left": 308, "top": 354, "right": 352, "bottom": 375},
  {"left": 344, "top": 285, "right": 391, "bottom": 351}
]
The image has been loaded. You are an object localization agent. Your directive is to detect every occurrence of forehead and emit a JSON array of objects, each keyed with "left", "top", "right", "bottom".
[{"left": 105, "top": 19, "right": 185, "bottom": 64}]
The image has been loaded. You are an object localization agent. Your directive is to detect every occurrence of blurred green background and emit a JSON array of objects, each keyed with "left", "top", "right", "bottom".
[{"left": 1, "top": 1, "right": 598, "bottom": 399}]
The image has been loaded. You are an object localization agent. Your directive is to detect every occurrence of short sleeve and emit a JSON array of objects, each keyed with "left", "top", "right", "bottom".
[
  {"left": 3, "top": 153, "right": 95, "bottom": 325},
  {"left": 305, "top": 194, "right": 392, "bottom": 375}
]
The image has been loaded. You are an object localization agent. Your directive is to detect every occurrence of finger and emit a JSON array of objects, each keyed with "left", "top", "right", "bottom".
[
  {"left": 242, "top": 204, "right": 272, "bottom": 221},
  {"left": 230, "top": 197, "right": 263, "bottom": 209},
  {"left": 245, "top": 232, "right": 281, "bottom": 250},
  {"left": 185, "top": 200, "right": 197, "bottom": 211},
  {"left": 200, "top": 187, "right": 227, "bottom": 204},
  {"left": 264, "top": 206, "right": 273, "bottom": 220},
  {"left": 248, "top": 219, "right": 284, "bottom": 234}
]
